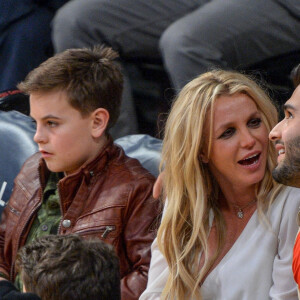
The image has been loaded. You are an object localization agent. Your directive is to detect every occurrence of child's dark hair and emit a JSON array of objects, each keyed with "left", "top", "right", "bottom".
[
  {"left": 16, "top": 234, "right": 120, "bottom": 300},
  {"left": 17, "top": 46, "right": 123, "bottom": 131}
]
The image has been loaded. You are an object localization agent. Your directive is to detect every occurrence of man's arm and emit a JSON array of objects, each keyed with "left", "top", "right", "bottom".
[
  {"left": 270, "top": 187, "right": 300, "bottom": 298},
  {"left": 153, "top": 172, "right": 163, "bottom": 199}
]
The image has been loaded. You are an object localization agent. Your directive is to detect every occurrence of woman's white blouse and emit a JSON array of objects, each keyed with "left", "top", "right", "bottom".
[{"left": 140, "top": 186, "right": 300, "bottom": 300}]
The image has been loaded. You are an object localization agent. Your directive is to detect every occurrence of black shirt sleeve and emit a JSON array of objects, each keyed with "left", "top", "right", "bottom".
[{"left": 0, "top": 281, "right": 41, "bottom": 300}]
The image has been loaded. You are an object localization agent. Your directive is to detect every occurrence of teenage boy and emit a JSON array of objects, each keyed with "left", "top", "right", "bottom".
[
  {"left": 269, "top": 65, "right": 300, "bottom": 293},
  {"left": 15, "top": 234, "right": 120, "bottom": 300},
  {"left": 0, "top": 46, "right": 161, "bottom": 300}
]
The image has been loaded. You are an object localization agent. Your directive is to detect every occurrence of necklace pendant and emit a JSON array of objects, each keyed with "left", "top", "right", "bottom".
[{"left": 237, "top": 210, "right": 244, "bottom": 219}]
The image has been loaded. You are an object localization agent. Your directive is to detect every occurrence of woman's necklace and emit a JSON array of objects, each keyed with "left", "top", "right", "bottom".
[{"left": 232, "top": 199, "right": 257, "bottom": 219}]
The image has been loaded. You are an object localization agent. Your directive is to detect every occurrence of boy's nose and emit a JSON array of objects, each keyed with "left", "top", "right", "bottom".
[{"left": 33, "top": 126, "right": 47, "bottom": 144}]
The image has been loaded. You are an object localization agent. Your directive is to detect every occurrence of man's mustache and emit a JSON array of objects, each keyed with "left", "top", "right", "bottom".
[{"left": 274, "top": 140, "right": 284, "bottom": 146}]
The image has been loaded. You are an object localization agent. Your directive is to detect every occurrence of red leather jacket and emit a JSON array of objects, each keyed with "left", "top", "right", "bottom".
[{"left": 0, "top": 140, "right": 161, "bottom": 300}]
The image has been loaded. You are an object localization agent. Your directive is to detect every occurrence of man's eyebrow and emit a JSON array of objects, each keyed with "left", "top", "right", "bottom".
[{"left": 283, "top": 103, "right": 296, "bottom": 111}]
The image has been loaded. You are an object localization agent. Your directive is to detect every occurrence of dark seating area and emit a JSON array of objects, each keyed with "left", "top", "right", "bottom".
[
  {"left": 127, "top": 51, "right": 300, "bottom": 136},
  {"left": 242, "top": 50, "right": 300, "bottom": 110},
  {"left": 0, "top": 90, "right": 30, "bottom": 115}
]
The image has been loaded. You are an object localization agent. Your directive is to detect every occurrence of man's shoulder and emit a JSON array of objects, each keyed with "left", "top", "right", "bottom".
[
  {"left": 269, "top": 186, "right": 300, "bottom": 227},
  {"left": 275, "top": 186, "right": 300, "bottom": 206}
]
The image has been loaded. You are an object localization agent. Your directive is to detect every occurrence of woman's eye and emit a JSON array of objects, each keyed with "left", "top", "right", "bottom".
[
  {"left": 219, "top": 128, "right": 235, "bottom": 139},
  {"left": 248, "top": 118, "right": 262, "bottom": 128}
]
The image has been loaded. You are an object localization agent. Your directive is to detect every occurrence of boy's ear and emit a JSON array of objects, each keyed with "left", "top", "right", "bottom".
[{"left": 91, "top": 108, "right": 109, "bottom": 138}]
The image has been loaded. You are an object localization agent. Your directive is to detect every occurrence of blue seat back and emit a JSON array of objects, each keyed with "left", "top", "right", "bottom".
[
  {"left": 0, "top": 110, "right": 37, "bottom": 215},
  {"left": 115, "top": 134, "right": 162, "bottom": 178}
]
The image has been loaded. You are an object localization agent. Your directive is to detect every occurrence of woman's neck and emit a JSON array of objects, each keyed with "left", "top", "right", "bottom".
[{"left": 219, "top": 184, "right": 257, "bottom": 210}]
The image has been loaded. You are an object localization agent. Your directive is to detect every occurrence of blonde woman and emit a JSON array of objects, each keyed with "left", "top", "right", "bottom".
[{"left": 140, "top": 70, "right": 300, "bottom": 300}]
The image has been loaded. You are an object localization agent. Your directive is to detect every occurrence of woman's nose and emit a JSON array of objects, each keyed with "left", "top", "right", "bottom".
[{"left": 240, "top": 130, "right": 256, "bottom": 148}]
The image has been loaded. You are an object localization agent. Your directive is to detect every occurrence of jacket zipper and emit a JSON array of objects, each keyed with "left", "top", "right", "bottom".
[
  {"left": 101, "top": 225, "right": 115, "bottom": 238},
  {"left": 76, "top": 225, "right": 116, "bottom": 239},
  {"left": 57, "top": 183, "right": 63, "bottom": 234}
]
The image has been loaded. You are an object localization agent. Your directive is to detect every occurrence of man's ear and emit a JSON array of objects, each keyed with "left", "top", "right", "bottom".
[{"left": 91, "top": 108, "right": 109, "bottom": 138}]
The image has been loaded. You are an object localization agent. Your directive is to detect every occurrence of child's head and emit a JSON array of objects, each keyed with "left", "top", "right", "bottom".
[
  {"left": 16, "top": 234, "right": 120, "bottom": 300},
  {"left": 17, "top": 46, "right": 123, "bottom": 175},
  {"left": 18, "top": 46, "right": 123, "bottom": 131}
]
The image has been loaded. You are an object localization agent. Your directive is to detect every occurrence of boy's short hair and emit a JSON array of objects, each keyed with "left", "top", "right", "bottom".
[
  {"left": 16, "top": 234, "right": 120, "bottom": 300},
  {"left": 17, "top": 46, "right": 123, "bottom": 131}
]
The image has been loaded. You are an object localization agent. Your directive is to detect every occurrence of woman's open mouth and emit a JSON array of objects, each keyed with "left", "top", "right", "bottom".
[{"left": 238, "top": 153, "right": 260, "bottom": 166}]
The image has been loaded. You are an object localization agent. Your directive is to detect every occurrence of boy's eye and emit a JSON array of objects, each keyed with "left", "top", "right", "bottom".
[
  {"left": 47, "top": 121, "right": 58, "bottom": 127},
  {"left": 219, "top": 127, "right": 235, "bottom": 139},
  {"left": 248, "top": 118, "right": 262, "bottom": 128}
]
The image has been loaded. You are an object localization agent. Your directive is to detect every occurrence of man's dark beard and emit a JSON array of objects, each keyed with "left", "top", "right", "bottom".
[{"left": 272, "top": 136, "right": 300, "bottom": 187}]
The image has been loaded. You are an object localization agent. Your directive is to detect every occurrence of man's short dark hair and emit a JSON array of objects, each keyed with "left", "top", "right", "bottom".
[
  {"left": 17, "top": 46, "right": 123, "bottom": 131},
  {"left": 291, "top": 63, "right": 300, "bottom": 88},
  {"left": 16, "top": 234, "right": 120, "bottom": 300}
]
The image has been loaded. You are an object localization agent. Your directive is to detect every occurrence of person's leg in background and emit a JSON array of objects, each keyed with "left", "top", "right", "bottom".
[
  {"left": 52, "top": 0, "right": 203, "bottom": 138},
  {"left": 160, "top": 0, "right": 300, "bottom": 90},
  {"left": 0, "top": 7, "right": 54, "bottom": 92}
]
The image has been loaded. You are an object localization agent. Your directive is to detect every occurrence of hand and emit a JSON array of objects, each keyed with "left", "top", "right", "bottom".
[
  {"left": 0, "top": 276, "right": 8, "bottom": 281},
  {"left": 153, "top": 172, "right": 164, "bottom": 199}
]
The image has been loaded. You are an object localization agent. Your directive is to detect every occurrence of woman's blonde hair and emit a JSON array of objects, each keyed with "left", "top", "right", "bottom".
[{"left": 158, "top": 70, "right": 281, "bottom": 299}]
